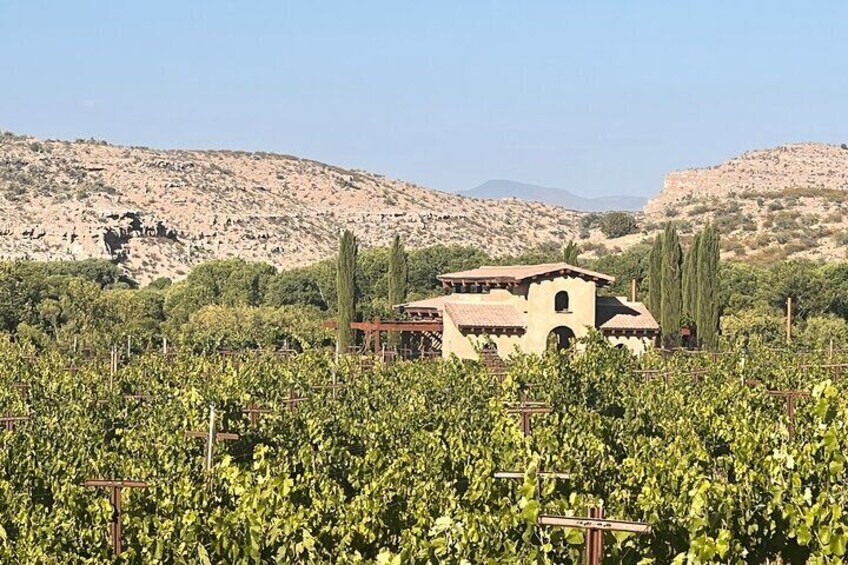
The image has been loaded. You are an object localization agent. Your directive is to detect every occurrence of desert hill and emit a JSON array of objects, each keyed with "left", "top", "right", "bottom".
[
  {"left": 645, "top": 143, "right": 848, "bottom": 263},
  {"left": 2, "top": 132, "right": 847, "bottom": 283},
  {"left": 0, "top": 132, "right": 589, "bottom": 283}
]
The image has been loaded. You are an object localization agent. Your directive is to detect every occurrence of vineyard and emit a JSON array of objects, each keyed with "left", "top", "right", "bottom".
[{"left": 0, "top": 336, "right": 847, "bottom": 564}]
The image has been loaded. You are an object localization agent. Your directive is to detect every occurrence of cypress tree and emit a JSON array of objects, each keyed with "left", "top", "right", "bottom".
[
  {"left": 647, "top": 234, "right": 663, "bottom": 317},
  {"left": 336, "top": 230, "right": 358, "bottom": 353},
  {"left": 683, "top": 231, "right": 701, "bottom": 325},
  {"left": 697, "top": 223, "right": 721, "bottom": 349},
  {"left": 387, "top": 235, "right": 408, "bottom": 347},
  {"left": 563, "top": 241, "right": 579, "bottom": 265},
  {"left": 660, "top": 223, "right": 683, "bottom": 347}
]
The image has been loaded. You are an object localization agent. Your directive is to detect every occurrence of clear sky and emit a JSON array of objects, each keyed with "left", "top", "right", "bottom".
[{"left": 1, "top": 2, "right": 846, "bottom": 197}]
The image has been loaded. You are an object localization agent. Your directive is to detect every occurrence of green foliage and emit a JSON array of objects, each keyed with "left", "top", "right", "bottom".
[
  {"left": 264, "top": 267, "right": 328, "bottom": 310},
  {"left": 406, "top": 245, "right": 488, "bottom": 296},
  {"left": 1, "top": 341, "right": 847, "bottom": 562},
  {"left": 696, "top": 224, "right": 721, "bottom": 350},
  {"left": 682, "top": 231, "right": 700, "bottom": 323},
  {"left": 178, "top": 304, "right": 328, "bottom": 351},
  {"left": 599, "top": 212, "right": 637, "bottom": 239},
  {"left": 719, "top": 262, "right": 763, "bottom": 313},
  {"left": 647, "top": 235, "right": 663, "bottom": 319},
  {"left": 763, "top": 259, "right": 828, "bottom": 319},
  {"left": 147, "top": 277, "right": 172, "bottom": 291},
  {"left": 591, "top": 244, "right": 650, "bottom": 299},
  {"left": 562, "top": 241, "right": 579, "bottom": 265},
  {"left": 721, "top": 306, "right": 784, "bottom": 344},
  {"left": 387, "top": 235, "right": 408, "bottom": 311},
  {"left": 337, "top": 230, "right": 358, "bottom": 351},
  {"left": 387, "top": 236, "right": 408, "bottom": 347},
  {"left": 100, "top": 289, "right": 165, "bottom": 349},
  {"left": 799, "top": 315, "right": 848, "bottom": 350},
  {"left": 660, "top": 224, "right": 682, "bottom": 346}
]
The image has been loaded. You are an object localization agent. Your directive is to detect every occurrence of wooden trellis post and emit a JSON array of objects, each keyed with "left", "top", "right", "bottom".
[
  {"left": 0, "top": 415, "right": 29, "bottom": 432},
  {"left": 10, "top": 382, "right": 28, "bottom": 396},
  {"left": 767, "top": 390, "right": 810, "bottom": 440},
  {"left": 242, "top": 402, "right": 273, "bottom": 427},
  {"left": 110, "top": 346, "right": 118, "bottom": 385},
  {"left": 83, "top": 479, "right": 148, "bottom": 557},
  {"left": 539, "top": 506, "right": 652, "bottom": 565},
  {"left": 97, "top": 392, "right": 154, "bottom": 406},
  {"left": 281, "top": 390, "right": 306, "bottom": 412},
  {"left": 311, "top": 374, "right": 347, "bottom": 400},
  {"left": 185, "top": 406, "right": 239, "bottom": 472},
  {"left": 505, "top": 400, "right": 551, "bottom": 437},
  {"left": 786, "top": 297, "right": 792, "bottom": 344},
  {"left": 630, "top": 278, "right": 637, "bottom": 302}
]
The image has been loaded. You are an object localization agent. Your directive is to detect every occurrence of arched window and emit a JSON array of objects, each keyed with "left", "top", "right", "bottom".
[{"left": 555, "top": 291, "right": 570, "bottom": 312}]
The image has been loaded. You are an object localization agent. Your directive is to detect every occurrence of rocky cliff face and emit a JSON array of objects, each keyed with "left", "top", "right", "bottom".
[
  {"left": 645, "top": 143, "right": 848, "bottom": 215},
  {"left": 0, "top": 133, "right": 588, "bottom": 283},
  {"left": 643, "top": 143, "right": 848, "bottom": 263}
]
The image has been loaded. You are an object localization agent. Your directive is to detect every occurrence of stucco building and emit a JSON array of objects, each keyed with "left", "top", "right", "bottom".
[{"left": 395, "top": 262, "right": 659, "bottom": 359}]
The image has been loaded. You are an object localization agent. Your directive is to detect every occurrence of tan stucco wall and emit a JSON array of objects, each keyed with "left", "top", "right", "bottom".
[
  {"left": 438, "top": 276, "right": 656, "bottom": 360},
  {"left": 441, "top": 312, "right": 524, "bottom": 359},
  {"left": 522, "top": 277, "right": 596, "bottom": 354},
  {"left": 440, "top": 276, "right": 600, "bottom": 360}
]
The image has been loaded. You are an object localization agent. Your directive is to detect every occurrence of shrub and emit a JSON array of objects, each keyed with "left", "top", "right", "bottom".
[
  {"left": 800, "top": 315, "right": 848, "bottom": 350},
  {"left": 721, "top": 307, "right": 784, "bottom": 344},
  {"left": 599, "top": 212, "right": 637, "bottom": 239}
]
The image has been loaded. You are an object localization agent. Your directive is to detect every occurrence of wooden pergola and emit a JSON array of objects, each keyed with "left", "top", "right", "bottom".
[{"left": 323, "top": 317, "right": 443, "bottom": 355}]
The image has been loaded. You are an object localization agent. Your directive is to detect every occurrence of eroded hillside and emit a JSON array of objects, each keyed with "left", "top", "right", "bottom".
[{"left": 0, "top": 133, "right": 587, "bottom": 283}]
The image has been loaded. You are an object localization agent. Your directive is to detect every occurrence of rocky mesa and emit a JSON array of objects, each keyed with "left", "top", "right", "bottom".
[{"left": 644, "top": 143, "right": 848, "bottom": 263}]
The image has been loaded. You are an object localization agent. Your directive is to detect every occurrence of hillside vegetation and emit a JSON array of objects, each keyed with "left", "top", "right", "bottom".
[{"left": 645, "top": 143, "right": 848, "bottom": 264}]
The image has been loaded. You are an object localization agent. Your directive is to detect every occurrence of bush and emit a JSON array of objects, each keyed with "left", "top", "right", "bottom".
[
  {"left": 721, "top": 307, "right": 784, "bottom": 344},
  {"left": 800, "top": 315, "right": 848, "bottom": 350},
  {"left": 177, "top": 304, "right": 330, "bottom": 351},
  {"left": 599, "top": 212, "right": 637, "bottom": 239}
]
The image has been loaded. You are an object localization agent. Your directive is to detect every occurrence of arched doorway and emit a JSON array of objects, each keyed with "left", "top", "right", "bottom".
[{"left": 547, "top": 326, "right": 576, "bottom": 351}]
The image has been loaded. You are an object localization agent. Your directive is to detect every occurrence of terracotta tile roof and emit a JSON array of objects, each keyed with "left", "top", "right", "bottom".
[
  {"left": 438, "top": 262, "right": 614, "bottom": 286},
  {"left": 596, "top": 296, "right": 660, "bottom": 333},
  {"left": 444, "top": 303, "right": 526, "bottom": 331},
  {"left": 393, "top": 295, "right": 453, "bottom": 313}
]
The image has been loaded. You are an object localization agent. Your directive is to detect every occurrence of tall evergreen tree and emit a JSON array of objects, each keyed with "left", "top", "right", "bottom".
[
  {"left": 683, "top": 231, "right": 701, "bottom": 324},
  {"left": 660, "top": 223, "right": 683, "bottom": 347},
  {"left": 697, "top": 223, "right": 721, "bottom": 349},
  {"left": 563, "top": 241, "right": 579, "bottom": 265},
  {"left": 647, "top": 234, "right": 663, "bottom": 317},
  {"left": 336, "top": 230, "right": 358, "bottom": 353},
  {"left": 387, "top": 235, "right": 408, "bottom": 347}
]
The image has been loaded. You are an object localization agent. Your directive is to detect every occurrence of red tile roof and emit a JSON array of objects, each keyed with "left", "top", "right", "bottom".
[
  {"left": 444, "top": 303, "right": 526, "bottom": 331},
  {"left": 596, "top": 297, "right": 659, "bottom": 333},
  {"left": 439, "top": 262, "right": 614, "bottom": 286},
  {"left": 393, "top": 295, "right": 453, "bottom": 313}
]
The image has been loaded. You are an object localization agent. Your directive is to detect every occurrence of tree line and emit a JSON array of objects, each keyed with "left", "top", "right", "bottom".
[{"left": 0, "top": 230, "right": 846, "bottom": 352}]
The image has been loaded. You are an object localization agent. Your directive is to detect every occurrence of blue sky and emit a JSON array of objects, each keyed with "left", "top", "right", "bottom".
[{"left": 1, "top": 2, "right": 846, "bottom": 197}]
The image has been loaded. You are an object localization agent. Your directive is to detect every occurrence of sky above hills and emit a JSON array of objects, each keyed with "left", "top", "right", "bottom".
[{"left": 1, "top": 2, "right": 847, "bottom": 198}]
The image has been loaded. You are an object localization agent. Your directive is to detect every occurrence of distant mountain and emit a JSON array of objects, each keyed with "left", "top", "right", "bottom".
[{"left": 460, "top": 180, "right": 647, "bottom": 212}]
